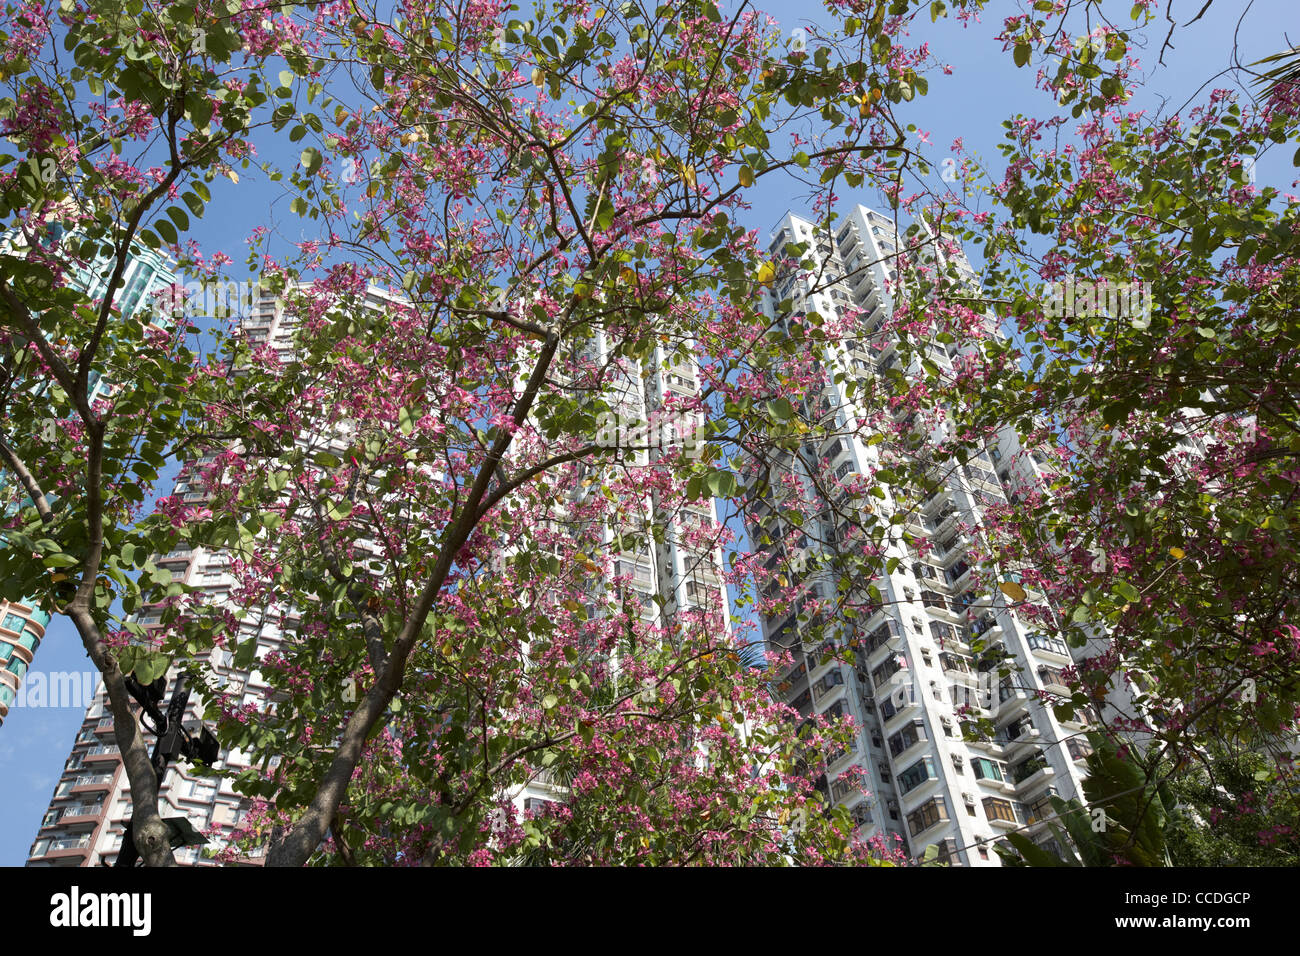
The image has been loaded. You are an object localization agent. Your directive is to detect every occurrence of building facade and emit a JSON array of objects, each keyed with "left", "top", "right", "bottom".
[{"left": 748, "top": 205, "right": 1097, "bottom": 865}]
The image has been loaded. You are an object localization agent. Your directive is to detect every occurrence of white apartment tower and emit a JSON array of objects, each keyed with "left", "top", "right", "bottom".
[{"left": 748, "top": 205, "right": 1097, "bottom": 866}]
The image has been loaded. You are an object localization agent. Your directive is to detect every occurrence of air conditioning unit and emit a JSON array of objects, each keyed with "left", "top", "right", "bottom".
[{"left": 963, "top": 792, "right": 976, "bottom": 807}]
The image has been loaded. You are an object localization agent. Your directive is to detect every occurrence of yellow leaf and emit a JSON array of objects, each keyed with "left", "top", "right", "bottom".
[
  {"left": 738, "top": 165, "right": 755, "bottom": 188},
  {"left": 755, "top": 261, "right": 776, "bottom": 286},
  {"left": 681, "top": 164, "right": 696, "bottom": 187},
  {"left": 224, "top": 169, "right": 239, "bottom": 184},
  {"left": 531, "top": 67, "right": 544, "bottom": 88},
  {"left": 1169, "top": 546, "right": 1185, "bottom": 560},
  {"left": 998, "top": 581, "right": 1027, "bottom": 602}
]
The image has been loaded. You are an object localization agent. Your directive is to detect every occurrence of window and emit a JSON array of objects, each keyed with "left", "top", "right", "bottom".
[
  {"left": 921, "top": 590, "right": 946, "bottom": 611},
  {"left": 1038, "top": 666, "right": 1066, "bottom": 687},
  {"left": 872, "top": 654, "right": 904, "bottom": 689},
  {"left": 924, "top": 838, "right": 960, "bottom": 865},
  {"left": 972, "top": 758, "right": 1004, "bottom": 782},
  {"left": 1, "top": 613, "right": 25, "bottom": 633},
  {"left": 1025, "top": 787, "right": 1060, "bottom": 823},
  {"left": 920, "top": 648, "right": 932, "bottom": 666},
  {"left": 983, "top": 797, "right": 1016, "bottom": 823},
  {"left": 863, "top": 620, "right": 901, "bottom": 654},
  {"left": 944, "top": 561, "right": 970, "bottom": 585},
  {"left": 940, "top": 652, "right": 971, "bottom": 674},
  {"left": 18, "top": 632, "right": 38, "bottom": 651},
  {"left": 887, "top": 719, "right": 926, "bottom": 757},
  {"left": 1066, "top": 737, "right": 1094, "bottom": 761},
  {"left": 907, "top": 796, "right": 948, "bottom": 836},
  {"left": 897, "top": 757, "right": 936, "bottom": 794},
  {"left": 930, "top": 621, "right": 960, "bottom": 646},
  {"left": 1026, "top": 633, "right": 1070, "bottom": 657},
  {"left": 1004, "top": 715, "right": 1034, "bottom": 741}
]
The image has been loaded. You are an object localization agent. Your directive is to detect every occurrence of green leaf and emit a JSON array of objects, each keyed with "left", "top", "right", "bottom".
[
  {"left": 233, "top": 636, "right": 258, "bottom": 669},
  {"left": 135, "top": 651, "right": 171, "bottom": 684},
  {"left": 300, "top": 147, "right": 323, "bottom": 175},
  {"left": 706, "top": 470, "right": 738, "bottom": 498},
  {"left": 768, "top": 397, "right": 794, "bottom": 421}
]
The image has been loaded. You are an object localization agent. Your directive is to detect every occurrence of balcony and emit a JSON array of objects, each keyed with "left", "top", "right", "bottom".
[
  {"left": 1010, "top": 755, "right": 1055, "bottom": 790},
  {"left": 70, "top": 772, "right": 114, "bottom": 794},
  {"left": 83, "top": 745, "right": 120, "bottom": 762},
  {"left": 36, "top": 834, "right": 93, "bottom": 860},
  {"left": 1037, "top": 667, "right": 1070, "bottom": 695},
  {"left": 1023, "top": 787, "right": 1062, "bottom": 828},
  {"left": 878, "top": 683, "right": 920, "bottom": 726},
  {"left": 1025, "top": 633, "right": 1072, "bottom": 663},
  {"left": 968, "top": 613, "right": 1000, "bottom": 642},
  {"left": 55, "top": 803, "right": 105, "bottom": 826}
]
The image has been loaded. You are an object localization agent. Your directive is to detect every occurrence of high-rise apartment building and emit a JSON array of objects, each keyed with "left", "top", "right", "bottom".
[
  {"left": 747, "top": 205, "right": 1097, "bottom": 865},
  {"left": 28, "top": 283, "right": 730, "bottom": 863},
  {"left": 0, "top": 224, "right": 176, "bottom": 727}
]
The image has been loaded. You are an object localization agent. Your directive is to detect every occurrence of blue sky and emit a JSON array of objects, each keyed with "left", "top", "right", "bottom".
[{"left": 1, "top": 0, "right": 1291, "bottom": 866}]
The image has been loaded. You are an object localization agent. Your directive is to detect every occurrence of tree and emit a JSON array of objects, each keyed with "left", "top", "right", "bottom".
[
  {"left": 875, "top": 1, "right": 1300, "bottom": 812},
  {"left": 0, "top": 0, "right": 312, "bottom": 865},
  {"left": 29, "top": 0, "right": 954, "bottom": 865},
  {"left": 1163, "top": 741, "right": 1300, "bottom": 867}
]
